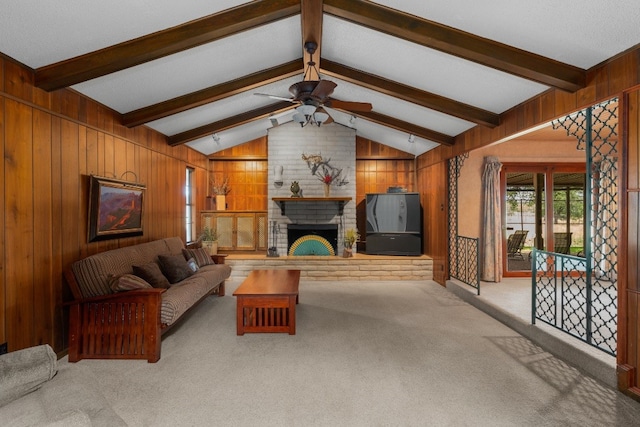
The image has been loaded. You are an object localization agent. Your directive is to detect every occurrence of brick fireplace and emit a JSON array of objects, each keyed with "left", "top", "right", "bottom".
[{"left": 267, "top": 122, "right": 356, "bottom": 256}]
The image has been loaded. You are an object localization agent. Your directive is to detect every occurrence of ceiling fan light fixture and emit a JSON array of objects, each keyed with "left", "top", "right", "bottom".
[
  {"left": 313, "top": 111, "right": 329, "bottom": 125},
  {"left": 296, "top": 104, "right": 317, "bottom": 116},
  {"left": 292, "top": 112, "right": 307, "bottom": 127}
]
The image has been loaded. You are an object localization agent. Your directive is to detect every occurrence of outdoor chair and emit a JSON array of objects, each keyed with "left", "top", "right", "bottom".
[
  {"left": 507, "top": 230, "right": 528, "bottom": 259},
  {"left": 553, "top": 232, "right": 572, "bottom": 254}
]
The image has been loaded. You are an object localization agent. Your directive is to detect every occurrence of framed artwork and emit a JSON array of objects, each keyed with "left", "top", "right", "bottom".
[{"left": 88, "top": 175, "right": 145, "bottom": 242}]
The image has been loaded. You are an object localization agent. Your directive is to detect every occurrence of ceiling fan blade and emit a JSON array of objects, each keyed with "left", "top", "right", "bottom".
[
  {"left": 254, "top": 93, "right": 297, "bottom": 103},
  {"left": 310, "top": 80, "right": 337, "bottom": 100},
  {"left": 325, "top": 100, "right": 373, "bottom": 112}
]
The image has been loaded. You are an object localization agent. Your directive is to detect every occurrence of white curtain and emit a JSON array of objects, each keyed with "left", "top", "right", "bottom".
[{"left": 481, "top": 156, "right": 503, "bottom": 282}]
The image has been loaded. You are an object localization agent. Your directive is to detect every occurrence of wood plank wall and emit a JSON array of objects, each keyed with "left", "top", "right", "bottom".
[
  {"left": 0, "top": 56, "right": 210, "bottom": 354},
  {"left": 620, "top": 88, "right": 640, "bottom": 399},
  {"left": 209, "top": 137, "right": 268, "bottom": 211},
  {"left": 416, "top": 161, "right": 448, "bottom": 285}
]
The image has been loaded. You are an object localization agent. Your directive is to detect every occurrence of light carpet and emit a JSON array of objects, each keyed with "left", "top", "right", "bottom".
[{"left": 58, "top": 280, "right": 640, "bottom": 426}]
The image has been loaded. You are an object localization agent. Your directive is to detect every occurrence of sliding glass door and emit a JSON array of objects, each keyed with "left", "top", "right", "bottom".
[{"left": 501, "top": 164, "right": 585, "bottom": 276}]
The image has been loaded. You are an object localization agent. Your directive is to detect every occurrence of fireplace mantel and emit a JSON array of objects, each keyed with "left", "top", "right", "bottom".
[{"left": 272, "top": 197, "right": 352, "bottom": 216}]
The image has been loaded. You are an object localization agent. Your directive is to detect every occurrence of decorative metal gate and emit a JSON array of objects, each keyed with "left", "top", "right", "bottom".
[
  {"left": 534, "top": 98, "right": 618, "bottom": 355},
  {"left": 448, "top": 153, "right": 480, "bottom": 294}
]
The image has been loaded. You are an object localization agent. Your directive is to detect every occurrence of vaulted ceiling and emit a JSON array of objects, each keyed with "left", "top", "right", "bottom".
[{"left": 1, "top": 1, "right": 639, "bottom": 156}]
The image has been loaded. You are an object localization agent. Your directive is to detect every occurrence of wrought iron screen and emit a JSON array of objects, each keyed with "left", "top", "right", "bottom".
[
  {"left": 448, "top": 154, "right": 480, "bottom": 293},
  {"left": 448, "top": 156, "right": 460, "bottom": 279},
  {"left": 532, "top": 250, "right": 615, "bottom": 355},
  {"left": 452, "top": 236, "right": 480, "bottom": 294},
  {"left": 540, "top": 98, "right": 618, "bottom": 355}
]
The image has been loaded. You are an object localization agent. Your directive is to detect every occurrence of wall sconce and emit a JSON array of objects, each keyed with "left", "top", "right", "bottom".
[{"left": 274, "top": 165, "right": 284, "bottom": 187}]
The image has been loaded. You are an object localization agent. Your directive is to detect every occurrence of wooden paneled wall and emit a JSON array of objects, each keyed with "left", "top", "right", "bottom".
[
  {"left": 209, "top": 137, "right": 268, "bottom": 212},
  {"left": 620, "top": 88, "right": 640, "bottom": 400},
  {"left": 0, "top": 56, "right": 209, "bottom": 354},
  {"left": 416, "top": 161, "right": 448, "bottom": 285}
]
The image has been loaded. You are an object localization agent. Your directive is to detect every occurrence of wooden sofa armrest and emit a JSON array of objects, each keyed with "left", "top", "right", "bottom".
[
  {"left": 66, "top": 288, "right": 166, "bottom": 306},
  {"left": 211, "top": 254, "right": 228, "bottom": 264},
  {"left": 67, "top": 288, "right": 165, "bottom": 363}
]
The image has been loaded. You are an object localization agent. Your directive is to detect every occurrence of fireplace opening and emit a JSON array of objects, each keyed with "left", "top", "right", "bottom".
[{"left": 287, "top": 224, "right": 338, "bottom": 256}]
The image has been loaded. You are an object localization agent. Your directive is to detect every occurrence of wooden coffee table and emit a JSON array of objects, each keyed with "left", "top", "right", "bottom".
[{"left": 232, "top": 269, "right": 301, "bottom": 335}]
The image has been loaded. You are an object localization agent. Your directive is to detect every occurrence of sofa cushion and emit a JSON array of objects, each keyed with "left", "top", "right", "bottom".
[
  {"left": 109, "top": 274, "right": 152, "bottom": 292},
  {"left": 160, "top": 264, "right": 231, "bottom": 325},
  {"left": 158, "top": 254, "right": 193, "bottom": 284},
  {"left": 132, "top": 263, "right": 170, "bottom": 289},
  {"left": 182, "top": 247, "right": 214, "bottom": 267},
  {"left": 71, "top": 237, "right": 185, "bottom": 298}
]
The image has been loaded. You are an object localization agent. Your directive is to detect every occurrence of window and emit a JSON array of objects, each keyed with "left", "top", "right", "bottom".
[{"left": 185, "top": 167, "right": 195, "bottom": 242}]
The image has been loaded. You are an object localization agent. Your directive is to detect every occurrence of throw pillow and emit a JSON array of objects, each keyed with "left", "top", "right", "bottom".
[
  {"left": 158, "top": 253, "right": 193, "bottom": 284},
  {"left": 109, "top": 274, "right": 153, "bottom": 292},
  {"left": 186, "top": 257, "right": 199, "bottom": 272},
  {"left": 182, "top": 247, "right": 214, "bottom": 267},
  {"left": 132, "top": 262, "right": 171, "bottom": 289}
]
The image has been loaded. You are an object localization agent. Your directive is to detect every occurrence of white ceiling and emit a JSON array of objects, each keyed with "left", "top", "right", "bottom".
[{"left": 1, "top": 1, "right": 639, "bottom": 156}]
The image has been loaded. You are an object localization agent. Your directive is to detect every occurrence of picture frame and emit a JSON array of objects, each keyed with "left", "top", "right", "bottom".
[{"left": 88, "top": 175, "right": 146, "bottom": 242}]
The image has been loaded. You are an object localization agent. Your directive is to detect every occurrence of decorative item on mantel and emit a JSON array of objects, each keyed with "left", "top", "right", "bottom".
[
  {"left": 210, "top": 176, "right": 231, "bottom": 210},
  {"left": 290, "top": 181, "right": 302, "bottom": 198},
  {"left": 343, "top": 228, "right": 360, "bottom": 258},
  {"left": 302, "top": 153, "right": 342, "bottom": 198}
]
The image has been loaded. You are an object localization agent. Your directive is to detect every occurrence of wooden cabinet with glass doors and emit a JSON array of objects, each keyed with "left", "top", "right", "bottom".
[{"left": 201, "top": 211, "right": 267, "bottom": 252}]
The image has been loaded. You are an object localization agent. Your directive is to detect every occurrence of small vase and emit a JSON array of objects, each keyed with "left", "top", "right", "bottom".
[
  {"left": 215, "top": 195, "right": 226, "bottom": 210},
  {"left": 324, "top": 183, "right": 331, "bottom": 197},
  {"left": 342, "top": 244, "right": 353, "bottom": 258}
]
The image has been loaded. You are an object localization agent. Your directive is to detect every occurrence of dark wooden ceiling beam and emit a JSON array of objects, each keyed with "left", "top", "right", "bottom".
[
  {"left": 323, "top": 0, "right": 586, "bottom": 92},
  {"left": 35, "top": 0, "right": 301, "bottom": 91},
  {"left": 301, "top": 0, "right": 324, "bottom": 80},
  {"left": 321, "top": 59, "right": 499, "bottom": 128},
  {"left": 168, "top": 101, "right": 294, "bottom": 146},
  {"left": 122, "top": 60, "right": 302, "bottom": 127},
  {"left": 340, "top": 106, "right": 455, "bottom": 146}
]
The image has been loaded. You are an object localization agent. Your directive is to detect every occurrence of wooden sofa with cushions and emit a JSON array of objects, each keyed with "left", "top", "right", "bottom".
[{"left": 64, "top": 237, "right": 231, "bottom": 363}]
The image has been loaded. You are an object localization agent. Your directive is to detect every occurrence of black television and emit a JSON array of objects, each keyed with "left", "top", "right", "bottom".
[{"left": 365, "top": 192, "right": 421, "bottom": 234}]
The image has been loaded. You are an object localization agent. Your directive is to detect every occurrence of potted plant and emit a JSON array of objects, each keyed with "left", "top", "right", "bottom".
[
  {"left": 343, "top": 228, "right": 360, "bottom": 258},
  {"left": 200, "top": 226, "right": 219, "bottom": 255}
]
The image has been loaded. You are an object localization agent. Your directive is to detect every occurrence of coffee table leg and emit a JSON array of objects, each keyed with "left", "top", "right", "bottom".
[
  {"left": 236, "top": 298, "right": 244, "bottom": 336},
  {"left": 289, "top": 295, "right": 296, "bottom": 335}
]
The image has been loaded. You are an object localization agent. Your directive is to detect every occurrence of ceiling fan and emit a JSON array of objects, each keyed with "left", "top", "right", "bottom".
[{"left": 255, "top": 42, "right": 372, "bottom": 127}]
